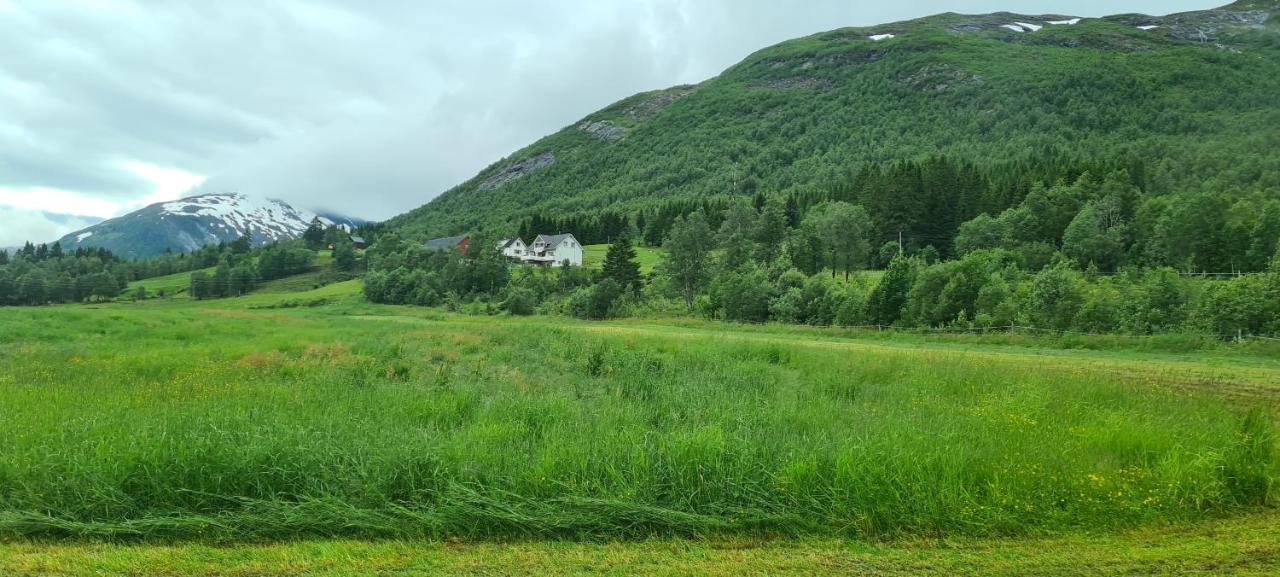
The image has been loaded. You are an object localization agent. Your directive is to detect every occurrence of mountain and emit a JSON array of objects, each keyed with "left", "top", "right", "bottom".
[
  {"left": 386, "top": 1, "right": 1280, "bottom": 241},
  {"left": 57, "top": 193, "right": 363, "bottom": 259}
]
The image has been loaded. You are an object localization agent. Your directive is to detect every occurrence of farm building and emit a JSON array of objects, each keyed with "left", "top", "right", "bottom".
[
  {"left": 349, "top": 236, "right": 366, "bottom": 250},
  {"left": 423, "top": 235, "right": 470, "bottom": 254}
]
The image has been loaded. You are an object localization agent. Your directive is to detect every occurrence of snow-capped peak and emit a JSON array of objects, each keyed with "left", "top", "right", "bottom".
[{"left": 159, "top": 192, "right": 321, "bottom": 242}]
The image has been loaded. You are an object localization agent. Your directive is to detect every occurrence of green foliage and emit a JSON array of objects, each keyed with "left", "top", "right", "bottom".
[
  {"left": 717, "top": 202, "right": 757, "bottom": 271},
  {"left": 660, "top": 211, "right": 715, "bottom": 310},
  {"left": 805, "top": 201, "right": 873, "bottom": 281},
  {"left": 302, "top": 218, "right": 326, "bottom": 250},
  {"left": 1030, "top": 262, "right": 1086, "bottom": 331},
  {"left": 601, "top": 234, "right": 642, "bottom": 292},
  {"left": 710, "top": 266, "right": 775, "bottom": 323},
  {"left": 571, "top": 278, "right": 623, "bottom": 319},
  {"left": 333, "top": 237, "right": 358, "bottom": 273},
  {"left": 501, "top": 286, "right": 538, "bottom": 316},
  {"left": 258, "top": 242, "right": 315, "bottom": 281},
  {"left": 867, "top": 256, "right": 918, "bottom": 326}
]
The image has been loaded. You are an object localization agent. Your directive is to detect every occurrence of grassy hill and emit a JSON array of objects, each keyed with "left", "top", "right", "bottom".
[
  {"left": 121, "top": 251, "right": 338, "bottom": 301},
  {"left": 387, "top": 1, "right": 1280, "bottom": 241}
]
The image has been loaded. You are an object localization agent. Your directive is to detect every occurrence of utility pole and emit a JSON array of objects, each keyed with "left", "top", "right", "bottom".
[{"left": 898, "top": 231, "right": 904, "bottom": 256}]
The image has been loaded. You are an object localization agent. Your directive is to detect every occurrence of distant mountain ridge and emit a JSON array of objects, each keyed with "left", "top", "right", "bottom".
[
  {"left": 57, "top": 193, "right": 364, "bottom": 259},
  {"left": 386, "top": 1, "right": 1280, "bottom": 240}
]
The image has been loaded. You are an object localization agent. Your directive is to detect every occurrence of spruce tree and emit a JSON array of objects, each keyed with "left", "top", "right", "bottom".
[
  {"left": 302, "top": 218, "right": 326, "bottom": 250},
  {"left": 718, "top": 202, "right": 757, "bottom": 270},
  {"left": 752, "top": 198, "right": 789, "bottom": 263},
  {"left": 601, "top": 234, "right": 642, "bottom": 292}
]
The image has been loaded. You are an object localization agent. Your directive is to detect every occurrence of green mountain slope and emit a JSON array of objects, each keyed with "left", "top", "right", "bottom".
[{"left": 388, "top": 1, "right": 1280, "bottom": 240}]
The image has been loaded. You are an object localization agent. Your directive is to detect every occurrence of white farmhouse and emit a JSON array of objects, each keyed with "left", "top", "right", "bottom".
[
  {"left": 497, "top": 237, "right": 527, "bottom": 259},
  {"left": 524, "top": 233, "right": 583, "bottom": 267}
]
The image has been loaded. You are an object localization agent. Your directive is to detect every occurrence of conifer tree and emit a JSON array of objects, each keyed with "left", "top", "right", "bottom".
[
  {"left": 752, "top": 198, "right": 789, "bottom": 263},
  {"left": 601, "top": 233, "right": 642, "bottom": 292},
  {"left": 302, "top": 218, "right": 326, "bottom": 250}
]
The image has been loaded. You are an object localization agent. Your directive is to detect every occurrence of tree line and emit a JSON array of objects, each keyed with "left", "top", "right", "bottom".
[
  {"left": 360, "top": 154, "right": 1280, "bottom": 338},
  {"left": 0, "top": 219, "right": 363, "bottom": 305}
]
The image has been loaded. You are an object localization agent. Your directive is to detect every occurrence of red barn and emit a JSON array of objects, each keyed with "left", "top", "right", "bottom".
[{"left": 423, "top": 234, "right": 469, "bottom": 254}]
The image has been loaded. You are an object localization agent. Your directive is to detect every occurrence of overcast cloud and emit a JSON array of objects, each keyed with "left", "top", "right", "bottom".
[{"left": 0, "top": 0, "right": 1221, "bottom": 246}]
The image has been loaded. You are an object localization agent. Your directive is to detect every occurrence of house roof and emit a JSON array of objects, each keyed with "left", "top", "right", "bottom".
[
  {"left": 423, "top": 235, "right": 468, "bottom": 251},
  {"left": 498, "top": 238, "right": 523, "bottom": 249},
  {"left": 534, "top": 233, "right": 575, "bottom": 248},
  {"left": 349, "top": 236, "right": 365, "bottom": 244}
]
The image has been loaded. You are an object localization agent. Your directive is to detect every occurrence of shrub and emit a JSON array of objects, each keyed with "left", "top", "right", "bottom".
[{"left": 502, "top": 287, "right": 538, "bottom": 316}]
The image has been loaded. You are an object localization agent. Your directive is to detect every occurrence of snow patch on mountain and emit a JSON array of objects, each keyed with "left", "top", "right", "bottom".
[
  {"left": 158, "top": 193, "right": 322, "bottom": 241},
  {"left": 869, "top": 33, "right": 895, "bottom": 41},
  {"left": 1048, "top": 18, "right": 1081, "bottom": 25}
]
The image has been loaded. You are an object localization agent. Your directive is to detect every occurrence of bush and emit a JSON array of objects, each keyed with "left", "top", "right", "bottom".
[
  {"left": 571, "top": 279, "right": 623, "bottom": 320},
  {"left": 503, "top": 286, "right": 537, "bottom": 316}
]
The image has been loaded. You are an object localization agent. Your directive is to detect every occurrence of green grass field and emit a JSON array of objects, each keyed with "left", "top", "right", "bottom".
[
  {"left": 0, "top": 280, "right": 1276, "bottom": 573},
  {"left": 583, "top": 244, "right": 664, "bottom": 273}
]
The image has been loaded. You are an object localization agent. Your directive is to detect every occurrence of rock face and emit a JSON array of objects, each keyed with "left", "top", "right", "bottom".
[
  {"left": 748, "top": 77, "right": 834, "bottom": 90},
  {"left": 624, "top": 88, "right": 696, "bottom": 118},
  {"left": 57, "top": 193, "right": 363, "bottom": 258},
  {"left": 899, "top": 64, "right": 984, "bottom": 92},
  {"left": 579, "top": 120, "right": 627, "bottom": 141},
  {"left": 478, "top": 152, "right": 556, "bottom": 191}
]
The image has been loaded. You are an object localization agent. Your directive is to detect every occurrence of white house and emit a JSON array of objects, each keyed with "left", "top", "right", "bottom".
[
  {"left": 524, "top": 233, "right": 582, "bottom": 267},
  {"left": 497, "top": 237, "right": 527, "bottom": 259}
]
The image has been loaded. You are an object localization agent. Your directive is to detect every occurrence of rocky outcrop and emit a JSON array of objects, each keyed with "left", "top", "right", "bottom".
[
  {"left": 899, "top": 64, "right": 984, "bottom": 92},
  {"left": 624, "top": 88, "right": 695, "bottom": 118},
  {"left": 478, "top": 152, "right": 556, "bottom": 191},
  {"left": 579, "top": 120, "right": 627, "bottom": 142},
  {"left": 748, "top": 77, "right": 834, "bottom": 90}
]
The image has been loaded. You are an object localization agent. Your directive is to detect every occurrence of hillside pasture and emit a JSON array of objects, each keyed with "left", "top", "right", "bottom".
[{"left": 583, "top": 244, "right": 664, "bottom": 273}]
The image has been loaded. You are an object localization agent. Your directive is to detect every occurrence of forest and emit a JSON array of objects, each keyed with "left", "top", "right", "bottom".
[{"left": 363, "top": 154, "right": 1280, "bottom": 339}]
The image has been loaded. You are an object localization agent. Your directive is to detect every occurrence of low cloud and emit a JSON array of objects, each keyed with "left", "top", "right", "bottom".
[{"left": 0, "top": 207, "right": 100, "bottom": 249}]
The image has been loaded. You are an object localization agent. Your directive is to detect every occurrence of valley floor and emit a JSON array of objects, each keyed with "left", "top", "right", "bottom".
[
  {"left": 4, "top": 511, "right": 1279, "bottom": 576},
  {"left": 1, "top": 280, "right": 1277, "bottom": 575}
]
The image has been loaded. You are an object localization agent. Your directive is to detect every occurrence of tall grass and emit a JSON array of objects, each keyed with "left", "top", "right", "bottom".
[{"left": 0, "top": 302, "right": 1274, "bottom": 541}]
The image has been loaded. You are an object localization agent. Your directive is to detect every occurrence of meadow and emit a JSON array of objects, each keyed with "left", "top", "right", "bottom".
[
  {"left": 0, "top": 280, "right": 1275, "bottom": 547},
  {"left": 582, "top": 243, "right": 663, "bottom": 273}
]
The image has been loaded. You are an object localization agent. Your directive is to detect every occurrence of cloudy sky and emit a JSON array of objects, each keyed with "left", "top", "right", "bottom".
[{"left": 0, "top": 0, "right": 1220, "bottom": 246}]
